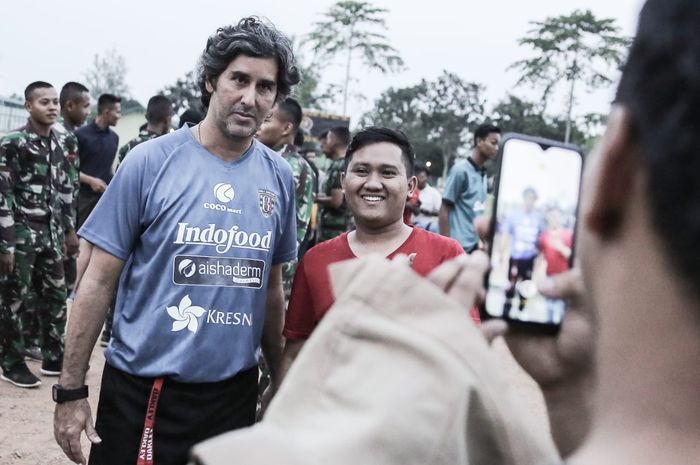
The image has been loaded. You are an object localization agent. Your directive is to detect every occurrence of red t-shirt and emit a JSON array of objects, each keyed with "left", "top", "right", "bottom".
[
  {"left": 538, "top": 229, "right": 574, "bottom": 276},
  {"left": 284, "top": 227, "right": 469, "bottom": 340}
]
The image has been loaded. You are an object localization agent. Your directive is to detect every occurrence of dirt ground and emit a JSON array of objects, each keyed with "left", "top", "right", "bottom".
[
  {"left": 0, "top": 341, "right": 104, "bottom": 465},
  {"left": 0, "top": 338, "right": 548, "bottom": 465}
]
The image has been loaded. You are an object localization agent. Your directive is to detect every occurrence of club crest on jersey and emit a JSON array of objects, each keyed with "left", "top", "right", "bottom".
[{"left": 258, "top": 189, "right": 276, "bottom": 218}]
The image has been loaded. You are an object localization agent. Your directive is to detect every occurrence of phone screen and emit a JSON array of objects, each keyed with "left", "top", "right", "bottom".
[{"left": 484, "top": 136, "right": 583, "bottom": 329}]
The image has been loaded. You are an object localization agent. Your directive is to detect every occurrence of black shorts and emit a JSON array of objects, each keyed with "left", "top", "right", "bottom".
[
  {"left": 89, "top": 363, "right": 258, "bottom": 465},
  {"left": 508, "top": 257, "right": 536, "bottom": 282}
]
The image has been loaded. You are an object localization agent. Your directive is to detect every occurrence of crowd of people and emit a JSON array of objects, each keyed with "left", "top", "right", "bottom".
[{"left": 0, "top": 0, "right": 699, "bottom": 464}]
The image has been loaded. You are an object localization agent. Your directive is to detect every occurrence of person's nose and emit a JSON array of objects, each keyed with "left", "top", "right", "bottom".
[{"left": 240, "top": 84, "right": 256, "bottom": 108}]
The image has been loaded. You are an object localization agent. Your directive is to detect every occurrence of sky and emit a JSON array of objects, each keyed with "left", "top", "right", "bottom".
[{"left": 0, "top": 0, "right": 644, "bottom": 128}]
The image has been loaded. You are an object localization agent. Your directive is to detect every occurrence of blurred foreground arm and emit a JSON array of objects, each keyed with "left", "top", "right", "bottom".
[
  {"left": 192, "top": 254, "right": 559, "bottom": 465},
  {"left": 475, "top": 215, "right": 595, "bottom": 457},
  {"left": 505, "top": 269, "right": 595, "bottom": 457}
]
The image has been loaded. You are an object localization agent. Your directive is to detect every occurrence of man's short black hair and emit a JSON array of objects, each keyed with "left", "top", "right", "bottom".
[
  {"left": 473, "top": 123, "right": 501, "bottom": 146},
  {"left": 277, "top": 97, "right": 303, "bottom": 132},
  {"left": 343, "top": 127, "right": 415, "bottom": 177},
  {"left": 97, "top": 94, "right": 121, "bottom": 114},
  {"left": 614, "top": 0, "right": 700, "bottom": 294},
  {"left": 294, "top": 129, "right": 305, "bottom": 148},
  {"left": 24, "top": 81, "right": 53, "bottom": 101},
  {"left": 146, "top": 95, "right": 173, "bottom": 125},
  {"left": 197, "top": 16, "right": 300, "bottom": 109},
  {"left": 59, "top": 82, "right": 89, "bottom": 107},
  {"left": 414, "top": 164, "right": 429, "bottom": 176},
  {"left": 179, "top": 108, "right": 204, "bottom": 128},
  {"left": 329, "top": 126, "right": 351, "bottom": 147}
]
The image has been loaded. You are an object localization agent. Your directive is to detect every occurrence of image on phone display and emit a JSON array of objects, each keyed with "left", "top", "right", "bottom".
[{"left": 484, "top": 135, "right": 583, "bottom": 330}]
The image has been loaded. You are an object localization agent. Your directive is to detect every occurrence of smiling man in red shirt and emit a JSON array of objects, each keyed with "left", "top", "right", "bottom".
[{"left": 280, "top": 127, "right": 468, "bottom": 379}]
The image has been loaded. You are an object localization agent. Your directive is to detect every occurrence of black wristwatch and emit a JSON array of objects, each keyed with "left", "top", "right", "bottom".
[{"left": 52, "top": 384, "right": 89, "bottom": 403}]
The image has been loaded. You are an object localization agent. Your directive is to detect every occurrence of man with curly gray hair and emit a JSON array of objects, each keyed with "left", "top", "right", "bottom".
[{"left": 54, "top": 17, "right": 301, "bottom": 465}]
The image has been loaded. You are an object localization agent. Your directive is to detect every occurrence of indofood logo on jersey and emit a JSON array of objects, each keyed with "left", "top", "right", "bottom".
[
  {"left": 173, "top": 254, "right": 265, "bottom": 289},
  {"left": 166, "top": 294, "right": 253, "bottom": 334},
  {"left": 173, "top": 222, "right": 272, "bottom": 254},
  {"left": 203, "top": 183, "right": 242, "bottom": 215}
]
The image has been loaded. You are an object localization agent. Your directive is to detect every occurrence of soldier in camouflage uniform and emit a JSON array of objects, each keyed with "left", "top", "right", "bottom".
[
  {"left": 255, "top": 98, "right": 315, "bottom": 297},
  {"left": 317, "top": 126, "right": 352, "bottom": 242},
  {"left": 279, "top": 144, "right": 315, "bottom": 296},
  {"left": 19, "top": 83, "right": 90, "bottom": 359},
  {"left": 117, "top": 95, "right": 173, "bottom": 165},
  {"left": 254, "top": 98, "right": 314, "bottom": 416},
  {"left": 56, "top": 82, "right": 90, "bottom": 295},
  {"left": 0, "top": 82, "right": 78, "bottom": 388}
]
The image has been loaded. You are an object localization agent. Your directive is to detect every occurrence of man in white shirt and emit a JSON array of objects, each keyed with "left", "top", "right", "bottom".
[{"left": 412, "top": 165, "right": 442, "bottom": 233}]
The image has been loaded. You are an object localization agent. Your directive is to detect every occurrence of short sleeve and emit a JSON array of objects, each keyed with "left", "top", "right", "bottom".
[
  {"left": 0, "top": 138, "right": 19, "bottom": 253},
  {"left": 272, "top": 163, "right": 298, "bottom": 265},
  {"left": 77, "top": 150, "right": 146, "bottom": 260},
  {"left": 502, "top": 212, "right": 516, "bottom": 236},
  {"left": 76, "top": 130, "right": 88, "bottom": 165},
  {"left": 442, "top": 164, "right": 468, "bottom": 205},
  {"left": 446, "top": 238, "right": 466, "bottom": 259},
  {"left": 328, "top": 162, "right": 343, "bottom": 190},
  {"left": 283, "top": 258, "right": 315, "bottom": 340},
  {"left": 427, "top": 187, "right": 443, "bottom": 213}
]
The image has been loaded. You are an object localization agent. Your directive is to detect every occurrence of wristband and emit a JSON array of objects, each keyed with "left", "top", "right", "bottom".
[{"left": 52, "top": 384, "right": 88, "bottom": 403}]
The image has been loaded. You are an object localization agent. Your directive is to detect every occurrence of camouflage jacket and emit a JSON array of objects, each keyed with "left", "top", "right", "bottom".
[
  {"left": 53, "top": 116, "right": 80, "bottom": 222},
  {"left": 117, "top": 128, "right": 159, "bottom": 165},
  {"left": 321, "top": 157, "right": 351, "bottom": 231},
  {"left": 0, "top": 118, "right": 76, "bottom": 254},
  {"left": 281, "top": 145, "right": 316, "bottom": 247}
]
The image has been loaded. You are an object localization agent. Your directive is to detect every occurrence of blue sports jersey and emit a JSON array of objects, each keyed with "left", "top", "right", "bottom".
[
  {"left": 79, "top": 126, "right": 297, "bottom": 382},
  {"left": 503, "top": 209, "right": 544, "bottom": 260},
  {"left": 442, "top": 159, "right": 487, "bottom": 251}
]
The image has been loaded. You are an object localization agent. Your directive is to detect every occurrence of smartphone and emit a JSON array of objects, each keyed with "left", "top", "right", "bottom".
[{"left": 482, "top": 133, "right": 584, "bottom": 332}]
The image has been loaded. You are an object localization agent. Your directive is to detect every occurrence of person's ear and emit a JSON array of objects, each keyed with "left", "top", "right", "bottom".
[
  {"left": 584, "top": 106, "right": 639, "bottom": 238},
  {"left": 282, "top": 121, "right": 293, "bottom": 138},
  {"left": 205, "top": 77, "right": 215, "bottom": 94},
  {"left": 407, "top": 175, "right": 417, "bottom": 195}
]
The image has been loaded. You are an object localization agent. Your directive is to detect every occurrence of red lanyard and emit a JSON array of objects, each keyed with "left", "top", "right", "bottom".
[{"left": 136, "top": 378, "right": 164, "bottom": 465}]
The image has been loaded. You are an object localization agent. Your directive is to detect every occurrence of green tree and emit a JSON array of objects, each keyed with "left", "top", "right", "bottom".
[
  {"left": 290, "top": 39, "right": 340, "bottom": 111},
  {"left": 83, "top": 48, "right": 131, "bottom": 100},
  {"left": 306, "top": 0, "right": 404, "bottom": 115},
  {"left": 359, "top": 82, "right": 442, "bottom": 171},
  {"left": 119, "top": 98, "right": 145, "bottom": 116},
  {"left": 510, "top": 9, "right": 630, "bottom": 143},
  {"left": 423, "top": 72, "right": 485, "bottom": 180},
  {"left": 361, "top": 71, "right": 485, "bottom": 179},
  {"left": 294, "top": 63, "right": 342, "bottom": 111},
  {"left": 490, "top": 94, "right": 599, "bottom": 151},
  {"left": 161, "top": 71, "right": 202, "bottom": 115}
]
